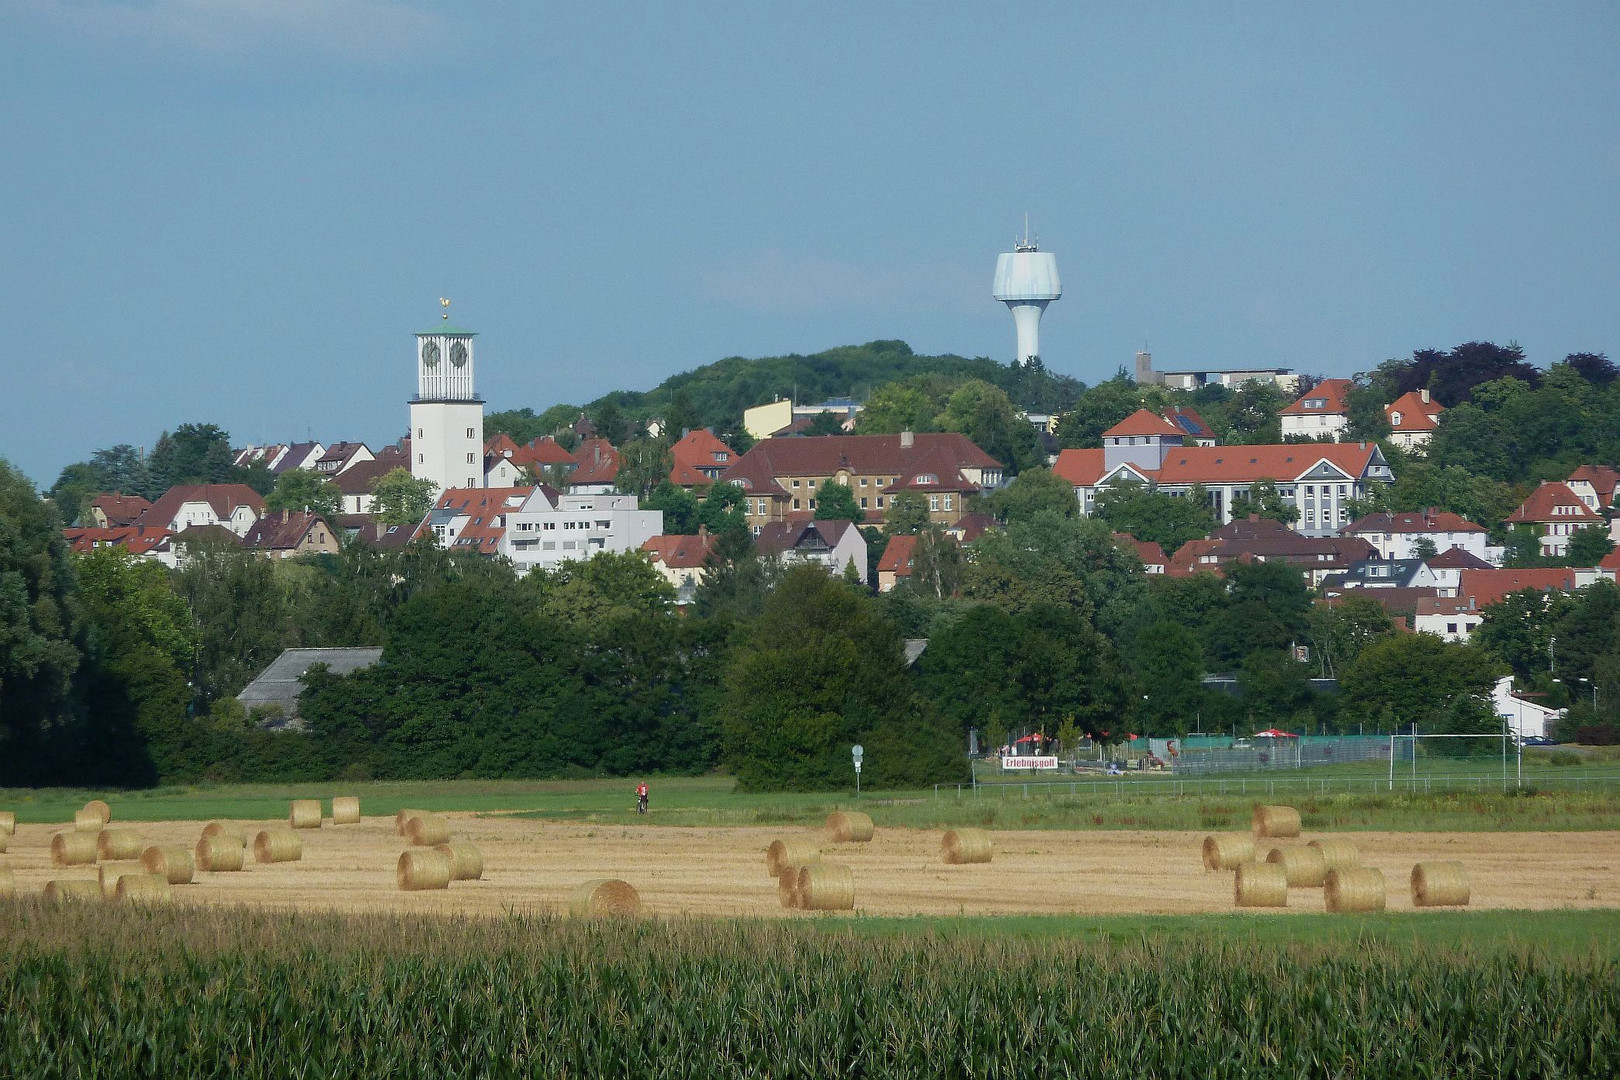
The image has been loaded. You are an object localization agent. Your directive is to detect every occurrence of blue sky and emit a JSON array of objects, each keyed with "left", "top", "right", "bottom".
[{"left": 3, "top": 2, "right": 1617, "bottom": 487}]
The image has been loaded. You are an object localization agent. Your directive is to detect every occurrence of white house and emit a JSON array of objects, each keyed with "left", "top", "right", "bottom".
[
  {"left": 1505, "top": 482, "right": 1605, "bottom": 559},
  {"left": 1341, "top": 510, "right": 1497, "bottom": 563},
  {"left": 1384, "top": 389, "right": 1444, "bottom": 452},
  {"left": 1413, "top": 596, "right": 1485, "bottom": 641},
  {"left": 1492, "top": 675, "right": 1563, "bottom": 740},
  {"left": 136, "top": 484, "right": 264, "bottom": 538},
  {"left": 499, "top": 487, "right": 663, "bottom": 576},
  {"left": 1279, "top": 379, "right": 1352, "bottom": 441},
  {"left": 755, "top": 519, "right": 868, "bottom": 578}
]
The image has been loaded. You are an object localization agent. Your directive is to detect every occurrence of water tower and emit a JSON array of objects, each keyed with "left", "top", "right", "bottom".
[{"left": 992, "top": 218, "right": 1061, "bottom": 364}]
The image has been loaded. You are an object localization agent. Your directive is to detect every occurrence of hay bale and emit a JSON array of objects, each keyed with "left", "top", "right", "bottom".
[
  {"left": 114, "top": 873, "right": 173, "bottom": 904},
  {"left": 1234, "top": 861, "right": 1289, "bottom": 908},
  {"left": 51, "top": 830, "right": 99, "bottom": 867},
  {"left": 397, "top": 849, "right": 453, "bottom": 891},
  {"left": 201, "top": 822, "right": 247, "bottom": 846},
  {"left": 0, "top": 810, "right": 15, "bottom": 835},
  {"left": 1202, "top": 833, "right": 1256, "bottom": 872},
  {"left": 43, "top": 879, "right": 102, "bottom": 901},
  {"left": 797, "top": 863, "right": 855, "bottom": 910},
  {"left": 777, "top": 867, "right": 801, "bottom": 909},
  {"left": 395, "top": 809, "right": 425, "bottom": 835},
  {"left": 196, "top": 835, "right": 246, "bottom": 872},
  {"left": 1265, "top": 845, "right": 1327, "bottom": 888},
  {"left": 1307, "top": 839, "right": 1360, "bottom": 873},
  {"left": 765, "top": 839, "right": 822, "bottom": 877},
  {"left": 98, "top": 862, "right": 145, "bottom": 899},
  {"left": 404, "top": 813, "right": 451, "bottom": 847},
  {"left": 1411, "top": 861, "right": 1471, "bottom": 907},
  {"left": 289, "top": 799, "right": 323, "bottom": 829},
  {"left": 140, "top": 845, "right": 195, "bottom": 885},
  {"left": 73, "top": 807, "right": 104, "bottom": 832},
  {"left": 96, "top": 828, "right": 144, "bottom": 862},
  {"left": 1252, "top": 804, "right": 1301, "bottom": 838},
  {"left": 1325, "top": 867, "right": 1386, "bottom": 913},
  {"left": 0, "top": 830, "right": 6, "bottom": 854},
  {"left": 253, "top": 829, "right": 303, "bottom": 864},
  {"left": 434, "top": 843, "right": 484, "bottom": 881},
  {"left": 826, "top": 811, "right": 874, "bottom": 843},
  {"left": 331, "top": 796, "right": 361, "bottom": 825},
  {"left": 942, "top": 829, "right": 993, "bottom": 865},
  {"left": 0, "top": 868, "right": 15, "bottom": 894},
  {"left": 569, "top": 878, "right": 642, "bottom": 917},
  {"left": 82, "top": 799, "right": 111, "bottom": 826}
]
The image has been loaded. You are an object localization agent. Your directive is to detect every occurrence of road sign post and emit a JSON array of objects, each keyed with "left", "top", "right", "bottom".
[{"left": 852, "top": 744, "right": 863, "bottom": 797}]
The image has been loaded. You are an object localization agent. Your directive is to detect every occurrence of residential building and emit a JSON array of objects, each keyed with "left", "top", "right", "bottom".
[
  {"left": 568, "top": 438, "right": 621, "bottom": 494},
  {"left": 1493, "top": 676, "right": 1563, "bottom": 740},
  {"left": 1160, "top": 406, "right": 1217, "bottom": 446},
  {"left": 755, "top": 518, "right": 867, "bottom": 578},
  {"left": 1134, "top": 350, "right": 1299, "bottom": 394},
  {"left": 233, "top": 444, "right": 287, "bottom": 470},
  {"left": 420, "top": 487, "right": 536, "bottom": 555},
  {"left": 498, "top": 487, "right": 663, "bottom": 576},
  {"left": 1114, "top": 533, "right": 1167, "bottom": 574},
  {"left": 1505, "top": 482, "right": 1604, "bottom": 558},
  {"left": 743, "top": 398, "right": 864, "bottom": 441},
  {"left": 314, "top": 441, "right": 374, "bottom": 476},
  {"left": 1166, "top": 516, "right": 1376, "bottom": 583},
  {"left": 669, "top": 429, "right": 736, "bottom": 488},
  {"left": 943, "top": 512, "right": 996, "bottom": 544},
  {"left": 330, "top": 458, "right": 397, "bottom": 515},
  {"left": 876, "top": 534, "right": 918, "bottom": 593},
  {"left": 1319, "top": 585, "right": 1439, "bottom": 629},
  {"left": 62, "top": 525, "right": 177, "bottom": 567},
  {"left": 1384, "top": 389, "right": 1443, "bottom": 452},
  {"left": 482, "top": 434, "right": 527, "bottom": 488},
  {"left": 1054, "top": 414, "right": 1393, "bottom": 537},
  {"left": 1279, "top": 379, "right": 1353, "bottom": 441},
  {"left": 719, "top": 432, "right": 1003, "bottom": 529},
  {"left": 1341, "top": 509, "right": 1496, "bottom": 563},
  {"left": 642, "top": 530, "right": 718, "bottom": 604},
  {"left": 1455, "top": 568, "right": 1578, "bottom": 611},
  {"left": 1413, "top": 596, "right": 1484, "bottom": 642},
  {"left": 236, "top": 647, "right": 382, "bottom": 728},
  {"left": 1423, "top": 546, "right": 1494, "bottom": 597},
  {"left": 1565, "top": 465, "right": 1620, "bottom": 514},
  {"left": 137, "top": 484, "right": 264, "bottom": 537},
  {"left": 271, "top": 442, "right": 326, "bottom": 475},
  {"left": 1325, "top": 558, "right": 1440, "bottom": 591},
  {"left": 88, "top": 493, "right": 152, "bottom": 528},
  {"left": 514, "top": 436, "right": 576, "bottom": 473},
  {"left": 241, "top": 510, "right": 340, "bottom": 560}
]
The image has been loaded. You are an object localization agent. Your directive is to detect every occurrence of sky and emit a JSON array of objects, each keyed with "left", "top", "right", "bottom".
[{"left": 3, "top": 2, "right": 1618, "bottom": 488}]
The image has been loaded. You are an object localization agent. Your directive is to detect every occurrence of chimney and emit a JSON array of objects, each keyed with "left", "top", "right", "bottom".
[
  {"left": 282, "top": 508, "right": 289, "bottom": 523},
  {"left": 1420, "top": 387, "right": 1430, "bottom": 404},
  {"left": 698, "top": 524, "right": 708, "bottom": 538},
  {"left": 900, "top": 431, "right": 914, "bottom": 449}
]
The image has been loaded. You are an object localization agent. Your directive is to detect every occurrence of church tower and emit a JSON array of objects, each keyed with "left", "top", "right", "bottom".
[{"left": 409, "top": 302, "right": 484, "bottom": 497}]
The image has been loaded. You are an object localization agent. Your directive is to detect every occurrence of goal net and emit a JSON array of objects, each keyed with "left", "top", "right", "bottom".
[{"left": 1387, "top": 730, "right": 1520, "bottom": 793}]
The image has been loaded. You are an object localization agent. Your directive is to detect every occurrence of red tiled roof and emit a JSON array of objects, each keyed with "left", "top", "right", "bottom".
[
  {"left": 1165, "top": 516, "right": 1374, "bottom": 576},
  {"left": 883, "top": 444, "right": 981, "bottom": 493},
  {"left": 242, "top": 511, "right": 333, "bottom": 552},
  {"left": 1385, "top": 391, "right": 1443, "bottom": 432},
  {"left": 669, "top": 429, "right": 736, "bottom": 487},
  {"left": 755, "top": 518, "right": 859, "bottom": 557},
  {"left": 423, "top": 487, "right": 536, "bottom": 553},
  {"left": 570, "top": 439, "right": 621, "bottom": 486},
  {"left": 946, "top": 512, "right": 996, "bottom": 543},
  {"left": 718, "top": 434, "right": 1000, "bottom": 491},
  {"left": 1113, "top": 532, "right": 1167, "bottom": 569},
  {"left": 1424, "top": 547, "right": 1493, "bottom": 570},
  {"left": 1568, "top": 465, "right": 1620, "bottom": 505},
  {"left": 509, "top": 436, "right": 575, "bottom": 468},
  {"left": 1154, "top": 444, "right": 1380, "bottom": 486},
  {"left": 62, "top": 525, "right": 173, "bottom": 556},
  {"left": 1280, "top": 378, "right": 1353, "bottom": 416},
  {"left": 1160, "top": 406, "right": 1215, "bottom": 441},
  {"left": 1457, "top": 568, "right": 1578, "bottom": 609},
  {"left": 1505, "top": 482, "right": 1602, "bottom": 525},
  {"left": 1344, "top": 510, "right": 1487, "bottom": 535},
  {"left": 90, "top": 493, "right": 153, "bottom": 527},
  {"left": 642, "top": 532, "right": 718, "bottom": 570},
  {"left": 138, "top": 484, "right": 265, "bottom": 531},
  {"left": 878, "top": 534, "right": 918, "bottom": 575},
  {"left": 1601, "top": 547, "right": 1620, "bottom": 571},
  {"left": 1052, "top": 449, "right": 1107, "bottom": 486},
  {"left": 329, "top": 458, "right": 395, "bottom": 495},
  {"left": 483, "top": 433, "right": 522, "bottom": 460},
  {"left": 1103, "top": 409, "right": 1184, "bottom": 438}
]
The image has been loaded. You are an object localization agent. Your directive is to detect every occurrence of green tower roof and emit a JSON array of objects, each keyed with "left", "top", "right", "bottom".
[{"left": 415, "top": 325, "right": 478, "bottom": 336}]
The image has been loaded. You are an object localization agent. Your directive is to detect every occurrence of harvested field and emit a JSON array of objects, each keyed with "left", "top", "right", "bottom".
[{"left": 1, "top": 816, "right": 1616, "bottom": 916}]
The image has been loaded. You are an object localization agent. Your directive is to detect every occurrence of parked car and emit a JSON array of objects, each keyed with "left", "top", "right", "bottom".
[{"left": 1520, "top": 736, "right": 1558, "bottom": 747}]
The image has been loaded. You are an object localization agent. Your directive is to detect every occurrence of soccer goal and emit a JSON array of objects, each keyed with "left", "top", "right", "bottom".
[{"left": 1387, "top": 728, "right": 1521, "bottom": 793}]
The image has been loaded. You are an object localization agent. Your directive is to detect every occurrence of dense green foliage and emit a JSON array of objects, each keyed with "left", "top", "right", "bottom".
[
  {"left": 3, "top": 903, "right": 1618, "bottom": 1079},
  {"left": 47, "top": 423, "right": 273, "bottom": 524}
]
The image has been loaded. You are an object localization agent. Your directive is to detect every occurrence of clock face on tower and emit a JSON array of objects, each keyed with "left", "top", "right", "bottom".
[
  {"left": 449, "top": 341, "right": 468, "bottom": 368},
  {"left": 422, "top": 340, "right": 441, "bottom": 368}
]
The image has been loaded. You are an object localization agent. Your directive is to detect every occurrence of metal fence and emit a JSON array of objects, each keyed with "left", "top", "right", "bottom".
[
  {"left": 1170, "top": 736, "right": 1409, "bottom": 776},
  {"left": 941, "top": 770, "right": 1620, "bottom": 799}
]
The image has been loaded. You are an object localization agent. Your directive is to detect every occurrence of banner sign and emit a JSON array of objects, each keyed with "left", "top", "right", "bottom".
[{"left": 1000, "top": 756, "right": 1059, "bottom": 770}]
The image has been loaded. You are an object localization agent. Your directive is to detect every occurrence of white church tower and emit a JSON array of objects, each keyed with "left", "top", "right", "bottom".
[{"left": 410, "top": 301, "right": 484, "bottom": 497}]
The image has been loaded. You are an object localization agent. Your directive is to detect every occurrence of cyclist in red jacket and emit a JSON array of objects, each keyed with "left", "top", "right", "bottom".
[{"left": 636, "top": 782, "right": 649, "bottom": 814}]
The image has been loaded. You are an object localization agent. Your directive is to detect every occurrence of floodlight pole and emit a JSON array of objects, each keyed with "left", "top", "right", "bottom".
[{"left": 1388, "top": 733, "right": 1395, "bottom": 791}]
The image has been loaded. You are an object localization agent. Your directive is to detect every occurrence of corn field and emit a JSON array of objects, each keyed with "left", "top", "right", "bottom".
[{"left": 0, "top": 900, "right": 1616, "bottom": 1078}]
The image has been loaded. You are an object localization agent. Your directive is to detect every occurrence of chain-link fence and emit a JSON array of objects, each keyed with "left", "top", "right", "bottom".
[{"left": 1170, "top": 736, "right": 1411, "bottom": 776}]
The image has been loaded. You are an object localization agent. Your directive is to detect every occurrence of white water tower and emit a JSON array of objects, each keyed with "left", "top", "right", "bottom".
[{"left": 992, "top": 218, "right": 1061, "bottom": 364}]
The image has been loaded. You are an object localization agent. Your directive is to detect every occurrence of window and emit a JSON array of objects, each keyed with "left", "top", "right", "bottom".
[
  {"left": 417, "top": 428, "right": 423, "bottom": 438},
  {"left": 929, "top": 495, "right": 940, "bottom": 511},
  {"left": 418, "top": 453, "right": 424, "bottom": 463},
  {"left": 562, "top": 541, "right": 575, "bottom": 550},
  {"left": 809, "top": 499, "right": 817, "bottom": 510},
  {"left": 860, "top": 478, "right": 869, "bottom": 486},
  {"left": 943, "top": 494, "right": 953, "bottom": 510},
  {"left": 1390, "top": 412, "right": 1403, "bottom": 426},
  {"left": 792, "top": 480, "right": 801, "bottom": 488},
  {"left": 876, "top": 497, "right": 885, "bottom": 508},
  {"left": 792, "top": 499, "right": 801, "bottom": 510},
  {"left": 467, "top": 453, "right": 476, "bottom": 463},
  {"left": 860, "top": 497, "right": 868, "bottom": 508},
  {"left": 467, "top": 477, "right": 475, "bottom": 486},
  {"left": 543, "top": 522, "right": 555, "bottom": 530},
  {"left": 1447, "top": 623, "right": 1458, "bottom": 634},
  {"left": 466, "top": 428, "right": 475, "bottom": 438},
  {"left": 808, "top": 479, "right": 816, "bottom": 489}
]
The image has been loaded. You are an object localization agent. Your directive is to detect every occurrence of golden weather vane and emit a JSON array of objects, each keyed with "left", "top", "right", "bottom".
[{"left": 440, "top": 297, "right": 451, "bottom": 320}]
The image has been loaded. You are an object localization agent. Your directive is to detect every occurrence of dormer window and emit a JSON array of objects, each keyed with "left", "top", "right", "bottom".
[
  {"left": 1305, "top": 398, "right": 1325, "bottom": 409},
  {"left": 1390, "top": 411, "right": 1403, "bottom": 426},
  {"left": 916, "top": 473, "right": 939, "bottom": 485},
  {"left": 712, "top": 452, "right": 728, "bottom": 462}
]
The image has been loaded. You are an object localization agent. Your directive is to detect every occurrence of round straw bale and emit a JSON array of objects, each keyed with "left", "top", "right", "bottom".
[
  {"left": 569, "top": 878, "right": 641, "bottom": 917},
  {"left": 73, "top": 807, "right": 104, "bottom": 832},
  {"left": 0, "top": 869, "right": 15, "bottom": 894},
  {"left": 43, "top": 879, "right": 102, "bottom": 901},
  {"left": 196, "top": 835, "right": 246, "bottom": 872},
  {"left": 1202, "top": 833, "right": 1255, "bottom": 872},
  {"left": 253, "top": 829, "right": 303, "bottom": 864},
  {"left": 201, "top": 822, "right": 247, "bottom": 845},
  {"left": 82, "top": 799, "right": 111, "bottom": 826},
  {"left": 1325, "top": 867, "right": 1386, "bottom": 913},
  {"left": 1265, "top": 845, "right": 1327, "bottom": 888},
  {"left": 140, "top": 844, "right": 195, "bottom": 885},
  {"left": 1234, "top": 861, "right": 1289, "bottom": 908},
  {"left": 395, "top": 808, "right": 425, "bottom": 835},
  {"left": 942, "top": 829, "right": 993, "bottom": 865},
  {"left": 797, "top": 863, "right": 856, "bottom": 911},
  {"left": 397, "top": 849, "right": 452, "bottom": 891},
  {"left": 1411, "top": 861, "right": 1470, "bottom": 907},
  {"left": 777, "top": 867, "right": 801, "bottom": 909},
  {"left": 114, "top": 873, "right": 172, "bottom": 905},
  {"left": 404, "top": 813, "right": 451, "bottom": 846},
  {"left": 0, "top": 830, "right": 7, "bottom": 854},
  {"left": 1307, "top": 839, "right": 1360, "bottom": 873},
  {"left": 1252, "top": 804, "right": 1301, "bottom": 838},
  {"left": 0, "top": 810, "right": 15, "bottom": 835},
  {"left": 826, "top": 811, "right": 874, "bottom": 843},
  {"left": 98, "top": 862, "right": 145, "bottom": 898},
  {"left": 289, "top": 799, "right": 323, "bottom": 829},
  {"left": 765, "top": 839, "right": 822, "bottom": 877},
  {"left": 433, "top": 843, "right": 484, "bottom": 881},
  {"left": 96, "top": 828, "right": 144, "bottom": 862},
  {"left": 51, "top": 830, "right": 99, "bottom": 866},
  {"left": 331, "top": 796, "right": 361, "bottom": 825}
]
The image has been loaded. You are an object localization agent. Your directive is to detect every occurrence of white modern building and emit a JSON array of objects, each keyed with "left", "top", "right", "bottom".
[
  {"left": 993, "top": 221, "right": 1060, "bottom": 364},
  {"left": 410, "top": 311, "right": 484, "bottom": 498},
  {"left": 1341, "top": 510, "right": 1498, "bottom": 563},
  {"left": 499, "top": 488, "right": 663, "bottom": 576}
]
